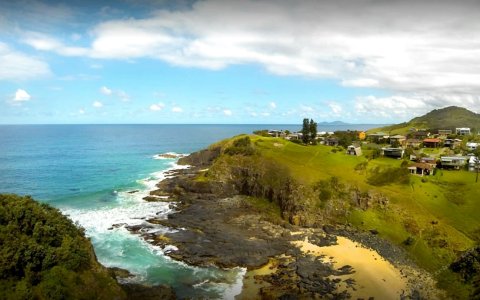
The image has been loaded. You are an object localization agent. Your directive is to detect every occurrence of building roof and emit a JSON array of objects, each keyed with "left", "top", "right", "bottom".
[
  {"left": 406, "top": 139, "right": 421, "bottom": 143},
  {"left": 423, "top": 138, "right": 441, "bottom": 143},
  {"left": 390, "top": 135, "right": 406, "bottom": 139},
  {"left": 409, "top": 162, "right": 434, "bottom": 170}
]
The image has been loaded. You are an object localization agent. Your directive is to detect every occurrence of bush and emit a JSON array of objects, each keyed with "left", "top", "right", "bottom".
[{"left": 224, "top": 136, "right": 256, "bottom": 156}]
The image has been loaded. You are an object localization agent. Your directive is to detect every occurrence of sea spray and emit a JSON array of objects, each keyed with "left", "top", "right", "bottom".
[{"left": 63, "top": 157, "right": 244, "bottom": 299}]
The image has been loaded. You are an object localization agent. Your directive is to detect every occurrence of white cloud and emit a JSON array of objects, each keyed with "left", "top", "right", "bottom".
[
  {"left": 93, "top": 101, "right": 103, "bottom": 108},
  {"left": 223, "top": 109, "right": 232, "bottom": 116},
  {"left": 172, "top": 106, "right": 183, "bottom": 113},
  {"left": 328, "top": 102, "right": 343, "bottom": 115},
  {"left": 269, "top": 101, "right": 277, "bottom": 109},
  {"left": 14, "top": 89, "right": 31, "bottom": 102},
  {"left": 100, "top": 86, "right": 112, "bottom": 95},
  {"left": 149, "top": 103, "right": 165, "bottom": 111},
  {"left": 0, "top": 42, "right": 50, "bottom": 81},
  {"left": 78, "top": 108, "right": 85, "bottom": 114},
  {"left": 17, "top": 0, "right": 480, "bottom": 117}
]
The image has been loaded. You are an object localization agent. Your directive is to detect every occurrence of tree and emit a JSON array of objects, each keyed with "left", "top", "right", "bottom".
[
  {"left": 301, "top": 118, "right": 310, "bottom": 144},
  {"left": 474, "top": 148, "right": 480, "bottom": 183},
  {"left": 309, "top": 119, "right": 317, "bottom": 144}
]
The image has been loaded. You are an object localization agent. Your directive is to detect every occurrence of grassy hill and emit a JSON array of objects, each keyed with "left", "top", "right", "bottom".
[
  {"left": 369, "top": 106, "right": 480, "bottom": 134},
  {"left": 0, "top": 194, "right": 126, "bottom": 300},
  {"left": 201, "top": 135, "right": 480, "bottom": 297}
]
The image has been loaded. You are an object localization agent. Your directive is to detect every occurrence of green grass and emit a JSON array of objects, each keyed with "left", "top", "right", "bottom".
[{"left": 243, "top": 136, "right": 480, "bottom": 274}]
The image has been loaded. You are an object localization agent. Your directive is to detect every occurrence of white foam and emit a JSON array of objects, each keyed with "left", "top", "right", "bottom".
[{"left": 153, "top": 152, "right": 188, "bottom": 160}]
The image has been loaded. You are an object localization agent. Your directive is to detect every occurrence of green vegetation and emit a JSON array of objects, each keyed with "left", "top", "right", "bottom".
[
  {"left": 370, "top": 106, "right": 480, "bottom": 134},
  {"left": 301, "top": 118, "right": 317, "bottom": 144},
  {"left": 0, "top": 194, "right": 125, "bottom": 300},
  {"left": 201, "top": 134, "right": 480, "bottom": 297}
]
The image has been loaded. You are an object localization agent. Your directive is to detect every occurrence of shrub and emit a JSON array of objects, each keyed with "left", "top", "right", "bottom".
[{"left": 367, "top": 166, "right": 410, "bottom": 186}]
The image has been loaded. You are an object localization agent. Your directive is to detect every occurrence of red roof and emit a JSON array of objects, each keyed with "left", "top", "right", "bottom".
[{"left": 423, "top": 138, "right": 441, "bottom": 143}]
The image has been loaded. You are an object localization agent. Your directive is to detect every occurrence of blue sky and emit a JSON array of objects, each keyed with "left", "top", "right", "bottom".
[{"left": 1, "top": 0, "right": 479, "bottom": 124}]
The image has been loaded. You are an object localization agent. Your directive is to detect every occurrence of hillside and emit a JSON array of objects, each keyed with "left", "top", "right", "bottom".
[
  {"left": 369, "top": 106, "right": 480, "bottom": 134},
  {"left": 192, "top": 134, "right": 480, "bottom": 298},
  {"left": 0, "top": 194, "right": 126, "bottom": 300}
]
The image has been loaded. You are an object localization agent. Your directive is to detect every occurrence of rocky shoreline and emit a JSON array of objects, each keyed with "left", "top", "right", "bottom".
[{"left": 123, "top": 148, "right": 440, "bottom": 299}]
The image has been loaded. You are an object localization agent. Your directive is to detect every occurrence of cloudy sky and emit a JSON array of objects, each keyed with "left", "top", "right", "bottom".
[{"left": 1, "top": 0, "right": 479, "bottom": 124}]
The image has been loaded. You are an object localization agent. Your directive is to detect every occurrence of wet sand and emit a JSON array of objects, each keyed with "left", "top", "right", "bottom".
[{"left": 293, "top": 236, "right": 408, "bottom": 299}]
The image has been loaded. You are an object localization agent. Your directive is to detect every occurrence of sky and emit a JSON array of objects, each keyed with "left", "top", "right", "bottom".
[{"left": 1, "top": 0, "right": 480, "bottom": 124}]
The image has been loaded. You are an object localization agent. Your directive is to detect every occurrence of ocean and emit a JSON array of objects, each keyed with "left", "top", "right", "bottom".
[{"left": 0, "top": 124, "right": 379, "bottom": 299}]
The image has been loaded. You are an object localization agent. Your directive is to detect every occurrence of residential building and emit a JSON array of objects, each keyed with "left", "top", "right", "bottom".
[
  {"left": 440, "top": 156, "right": 468, "bottom": 169},
  {"left": 466, "top": 142, "right": 479, "bottom": 152},
  {"left": 456, "top": 128, "right": 471, "bottom": 135},
  {"left": 408, "top": 162, "right": 434, "bottom": 176},
  {"left": 346, "top": 145, "right": 362, "bottom": 156},
  {"left": 438, "top": 129, "right": 453, "bottom": 136},
  {"left": 423, "top": 138, "right": 442, "bottom": 148},
  {"left": 368, "top": 132, "right": 389, "bottom": 143},
  {"left": 444, "top": 138, "right": 462, "bottom": 149},
  {"left": 382, "top": 147, "right": 404, "bottom": 158},
  {"left": 405, "top": 139, "right": 422, "bottom": 148},
  {"left": 358, "top": 131, "right": 366, "bottom": 140},
  {"left": 389, "top": 135, "right": 406, "bottom": 146},
  {"left": 325, "top": 138, "right": 339, "bottom": 146}
]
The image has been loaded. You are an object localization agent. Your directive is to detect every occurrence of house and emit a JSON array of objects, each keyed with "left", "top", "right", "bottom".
[
  {"left": 420, "top": 157, "right": 437, "bottom": 166},
  {"left": 285, "top": 133, "right": 301, "bottom": 140},
  {"left": 423, "top": 138, "right": 442, "bottom": 148},
  {"left": 444, "top": 138, "right": 462, "bottom": 149},
  {"left": 469, "top": 156, "right": 479, "bottom": 171},
  {"left": 466, "top": 142, "right": 479, "bottom": 152},
  {"left": 268, "top": 130, "right": 286, "bottom": 138},
  {"left": 456, "top": 128, "right": 471, "bottom": 135},
  {"left": 368, "top": 132, "right": 389, "bottom": 143},
  {"left": 325, "top": 138, "right": 339, "bottom": 146},
  {"left": 438, "top": 129, "right": 453, "bottom": 136},
  {"left": 411, "top": 130, "right": 430, "bottom": 139},
  {"left": 358, "top": 131, "right": 366, "bottom": 140},
  {"left": 408, "top": 162, "right": 434, "bottom": 176},
  {"left": 440, "top": 156, "right": 468, "bottom": 169},
  {"left": 405, "top": 139, "right": 422, "bottom": 148},
  {"left": 346, "top": 145, "right": 362, "bottom": 156},
  {"left": 389, "top": 135, "right": 406, "bottom": 146},
  {"left": 382, "top": 147, "right": 404, "bottom": 158}
]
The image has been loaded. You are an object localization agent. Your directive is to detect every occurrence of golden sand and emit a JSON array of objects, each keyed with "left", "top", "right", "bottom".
[{"left": 293, "top": 236, "right": 408, "bottom": 299}]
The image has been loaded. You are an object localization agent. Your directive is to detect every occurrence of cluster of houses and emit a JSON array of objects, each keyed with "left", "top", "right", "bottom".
[
  {"left": 264, "top": 127, "right": 479, "bottom": 176},
  {"left": 365, "top": 128, "right": 479, "bottom": 176}
]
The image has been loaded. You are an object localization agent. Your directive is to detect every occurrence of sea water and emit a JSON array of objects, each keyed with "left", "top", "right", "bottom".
[{"left": 0, "top": 124, "right": 377, "bottom": 299}]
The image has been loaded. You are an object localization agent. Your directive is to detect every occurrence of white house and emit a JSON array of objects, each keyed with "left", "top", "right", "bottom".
[
  {"left": 466, "top": 142, "right": 479, "bottom": 152},
  {"left": 456, "top": 128, "right": 471, "bottom": 135}
]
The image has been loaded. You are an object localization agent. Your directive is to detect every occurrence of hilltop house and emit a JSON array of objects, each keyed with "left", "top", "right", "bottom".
[
  {"left": 368, "top": 132, "right": 389, "bottom": 143},
  {"left": 411, "top": 130, "right": 430, "bottom": 139},
  {"left": 358, "top": 131, "right": 366, "bottom": 140},
  {"left": 440, "top": 156, "right": 468, "bottom": 169},
  {"left": 444, "top": 138, "right": 462, "bottom": 149},
  {"left": 408, "top": 162, "right": 434, "bottom": 176},
  {"left": 324, "top": 138, "right": 339, "bottom": 146},
  {"left": 466, "top": 142, "right": 479, "bottom": 152},
  {"left": 456, "top": 128, "right": 471, "bottom": 135},
  {"left": 423, "top": 138, "right": 442, "bottom": 148},
  {"left": 438, "top": 129, "right": 453, "bottom": 136},
  {"left": 405, "top": 139, "right": 422, "bottom": 149},
  {"left": 346, "top": 145, "right": 362, "bottom": 156},
  {"left": 382, "top": 147, "right": 404, "bottom": 158},
  {"left": 389, "top": 135, "right": 406, "bottom": 146}
]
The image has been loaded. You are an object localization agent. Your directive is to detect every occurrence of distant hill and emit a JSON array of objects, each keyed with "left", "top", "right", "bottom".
[
  {"left": 369, "top": 106, "right": 480, "bottom": 134},
  {"left": 318, "top": 121, "right": 350, "bottom": 125}
]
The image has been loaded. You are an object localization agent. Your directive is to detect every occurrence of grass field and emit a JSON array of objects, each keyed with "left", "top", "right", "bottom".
[{"left": 245, "top": 135, "right": 479, "bottom": 276}]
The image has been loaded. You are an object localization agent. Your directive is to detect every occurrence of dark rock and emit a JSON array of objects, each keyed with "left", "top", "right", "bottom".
[{"left": 120, "top": 283, "right": 175, "bottom": 300}]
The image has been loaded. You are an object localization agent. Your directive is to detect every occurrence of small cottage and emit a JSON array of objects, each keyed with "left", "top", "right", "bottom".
[
  {"left": 406, "top": 139, "right": 422, "bottom": 148},
  {"left": 408, "top": 162, "right": 434, "bottom": 176},
  {"left": 382, "top": 147, "right": 404, "bottom": 158},
  {"left": 346, "top": 145, "right": 362, "bottom": 156},
  {"left": 456, "top": 128, "right": 471, "bottom": 135},
  {"left": 423, "top": 138, "right": 442, "bottom": 148},
  {"left": 440, "top": 156, "right": 468, "bottom": 169}
]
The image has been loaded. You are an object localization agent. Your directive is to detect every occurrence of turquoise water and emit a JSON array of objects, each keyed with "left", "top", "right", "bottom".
[{"left": 0, "top": 124, "right": 377, "bottom": 299}]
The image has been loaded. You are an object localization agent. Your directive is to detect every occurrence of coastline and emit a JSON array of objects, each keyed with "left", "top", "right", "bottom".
[{"left": 133, "top": 150, "right": 443, "bottom": 299}]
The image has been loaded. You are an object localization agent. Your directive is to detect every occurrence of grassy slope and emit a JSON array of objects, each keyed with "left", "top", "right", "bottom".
[{"left": 247, "top": 136, "right": 479, "bottom": 275}]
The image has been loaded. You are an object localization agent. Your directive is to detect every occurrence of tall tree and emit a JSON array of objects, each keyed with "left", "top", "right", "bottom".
[
  {"left": 302, "top": 118, "right": 310, "bottom": 144},
  {"left": 309, "top": 119, "right": 317, "bottom": 143}
]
